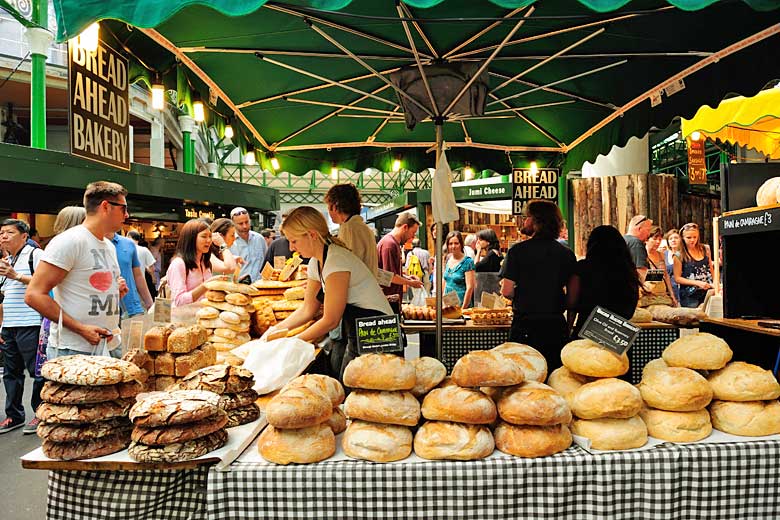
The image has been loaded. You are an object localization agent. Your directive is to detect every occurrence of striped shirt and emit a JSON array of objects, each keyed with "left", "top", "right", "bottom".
[{"left": 1, "top": 244, "right": 42, "bottom": 328}]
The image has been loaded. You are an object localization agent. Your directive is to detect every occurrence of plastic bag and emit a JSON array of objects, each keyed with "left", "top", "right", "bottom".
[
  {"left": 410, "top": 287, "right": 427, "bottom": 307},
  {"left": 238, "top": 337, "right": 316, "bottom": 395}
]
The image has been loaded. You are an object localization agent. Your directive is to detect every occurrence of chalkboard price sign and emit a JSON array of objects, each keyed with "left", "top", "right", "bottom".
[
  {"left": 577, "top": 306, "right": 640, "bottom": 356},
  {"left": 356, "top": 314, "right": 403, "bottom": 354}
]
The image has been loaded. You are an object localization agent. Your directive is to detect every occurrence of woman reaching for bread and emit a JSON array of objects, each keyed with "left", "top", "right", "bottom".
[{"left": 262, "top": 207, "right": 393, "bottom": 378}]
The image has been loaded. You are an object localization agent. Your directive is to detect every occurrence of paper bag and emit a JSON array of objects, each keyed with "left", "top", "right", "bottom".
[{"left": 239, "top": 337, "right": 316, "bottom": 395}]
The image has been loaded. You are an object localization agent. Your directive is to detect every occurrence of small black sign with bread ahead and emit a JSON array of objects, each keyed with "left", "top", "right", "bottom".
[
  {"left": 578, "top": 306, "right": 640, "bottom": 356},
  {"left": 356, "top": 314, "right": 402, "bottom": 354}
]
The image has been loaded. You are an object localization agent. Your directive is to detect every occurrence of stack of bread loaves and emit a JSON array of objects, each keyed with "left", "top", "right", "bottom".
[
  {"left": 128, "top": 390, "right": 228, "bottom": 462},
  {"left": 142, "top": 324, "right": 216, "bottom": 391},
  {"left": 37, "top": 355, "right": 142, "bottom": 460},
  {"left": 249, "top": 279, "right": 307, "bottom": 337},
  {"left": 707, "top": 360, "right": 780, "bottom": 436},
  {"left": 554, "top": 339, "right": 647, "bottom": 450},
  {"left": 196, "top": 279, "right": 257, "bottom": 355},
  {"left": 258, "top": 374, "right": 344, "bottom": 465},
  {"left": 342, "top": 354, "right": 419, "bottom": 462},
  {"left": 170, "top": 365, "right": 260, "bottom": 427}
]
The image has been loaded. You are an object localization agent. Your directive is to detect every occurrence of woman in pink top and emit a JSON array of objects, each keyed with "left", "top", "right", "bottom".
[{"left": 166, "top": 219, "right": 219, "bottom": 307}]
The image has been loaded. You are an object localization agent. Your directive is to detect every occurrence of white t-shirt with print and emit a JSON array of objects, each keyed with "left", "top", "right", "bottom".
[{"left": 43, "top": 225, "right": 122, "bottom": 353}]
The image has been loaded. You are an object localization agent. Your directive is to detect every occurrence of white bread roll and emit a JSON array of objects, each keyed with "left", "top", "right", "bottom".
[
  {"left": 283, "top": 374, "right": 345, "bottom": 406},
  {"left": 560, "top": 339, "right": 629, "bottom": 378},
  {"left": 662, "top": 332, "right": 733, "bottom": 370},
  {"left": 258, "top": 424, "right": 335, "bottom": 465},
  {"left": 421, "top": 386, "right": 497, "bottom": 424},
  {"left": 639, "top": 408, "right": 712, "bottom": 442},
  {"left": 571, "top": 416, "right": 648, "bottom": 450},
  {"left": 706, "top": 362, "right": 780, "bottom": 401},
  {"left": 497, "top": 381, "right": 571, "bottom": 426},
  {"left": 343, "top": 353, "right": 416, "bottom": 391},
  {"left": 639, "top": 366, "right": 713, "bottom": 412},
  {"left": 709, "top": 399, "right": 780, "bottom": 436},
  {"left": 414, "top": 421, "right": 494, "bottom": 460},
  {"left": 641, "top": 358, "right": 669, "bottom": 380},
  {"left": 492, "top": 343, "right": 548, "bottom": 383},
  {"left": 342, "top": 420, "right": 412, "bottom": 462},
  {"left": 326, "top": 407, "right": 347, "bottom": 435},
  {"left": 451, "top": 350, "right": 524, "bottom": 388},
  {"left": 494, "top": 422, "right": 572, "bottom": 458},
  {"left": 756, "top": 177, "right": 780, "bottom": 206},
  {"left": 344, "top": 390, "right": 420, "bottom": 426},
  {"left": 266, "top": 386, "right": 332, "bottom": 429},
  {"left": 546, "top": 367, "right": 594, "bottom": 407},
  {"left": 571, "top": 378, "right": 643, "bottom": 420},
  {"left": 411, "top": 357, "right": 447, "bottom": 397}
]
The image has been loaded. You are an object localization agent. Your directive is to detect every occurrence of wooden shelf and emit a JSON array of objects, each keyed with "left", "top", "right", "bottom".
[{"left": 700, "top": 317, "right": 780, "bottom": 337}]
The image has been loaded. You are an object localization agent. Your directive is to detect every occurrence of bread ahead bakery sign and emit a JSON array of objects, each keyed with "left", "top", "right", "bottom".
[
  {"left": 69, "top": 40, "right": 130, "bottom": 170},
  {"left": 512, "top": 168, "right": 559, "bottom": 215}
]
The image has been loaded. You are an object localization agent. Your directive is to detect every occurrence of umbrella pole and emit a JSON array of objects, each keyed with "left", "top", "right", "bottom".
[{"left": 435, "top": 121, "right": 443, "bottom": 360}]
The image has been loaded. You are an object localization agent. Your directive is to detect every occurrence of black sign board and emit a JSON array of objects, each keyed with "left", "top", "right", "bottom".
[
  {"left": 645, "top": 269, "right": 665, "bottom": 282},
  {"left": 577, "top": 306, "right": 640, "bottom": 356},
  {"left": 720, "top": 206, "right": 780, "bottom": 237},
  {"left": 356, "top": 314, "right": 402, "bottom": 354},
  {"left": 512, "top": 168, "right": 559, "bottom": 215},
  {"left": 69, "top": 41, "right": 130, "bottom": 170}
]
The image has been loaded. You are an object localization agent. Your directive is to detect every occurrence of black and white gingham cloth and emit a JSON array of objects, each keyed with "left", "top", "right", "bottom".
[
  {"left": 207, "top": 441, "right": 780, "bottom": 520},
  {"left": 47, "top": 467, "right": 209, "bottom": 520}
]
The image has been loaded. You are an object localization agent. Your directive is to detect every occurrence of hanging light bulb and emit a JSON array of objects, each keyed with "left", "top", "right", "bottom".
[
  {"left": 244, "top": 144, "right": 256, "bottom": 166},
  {"left": 331, "top": 163, "right": 339, "bottom": 180},
  {"left": 392, "top": 158, "right": 402, "bottom": 172},
  {"left": 224, "top": 124, "right": 234, "bottom": 140},
  {"left": 268, "top": 152, "right": 280, "bottom": 170},
  {"left": 464, "top": 163, "right": 474, "bottom": 180},
  {"left": 529, "top": 161, "right": 539, "bottom": 175},
  {"left": 151, "top": 75, "right": 165, "bottom": 110},
  {"left": 192, "top": 93, "right": 205, "bottom": 123},
  {"left": 73, "top": 22, "right": 100, "bottom": 53},
  {"left": 690, "top": 131, "right": 702, "bottom": 141}
]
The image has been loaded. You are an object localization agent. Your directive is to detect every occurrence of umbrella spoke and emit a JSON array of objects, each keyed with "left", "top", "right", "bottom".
[
  {"left": 488, "top": 71, "right": 616, "bottom": 110},
  {"left": 487, "top": 92, "right": 564, "bottom": 148},
  {"left": 396, "top": 3, "right": 438, "bottom": 117},
  {"left": 399, "top": 2, "right": 439, "bottom": 59},
  {"left": 442, "top": 6, "right": 527, "bottom": 59}
]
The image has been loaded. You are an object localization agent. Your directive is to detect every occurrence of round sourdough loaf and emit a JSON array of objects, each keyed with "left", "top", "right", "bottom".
[
  {"left": 131, "top": 411, "right": 228, "bottom": 445},
  {"left": 546, "top": 367, "right": 593, "bottom": 407},
  {"left": 571, "top": 378, "right": 643, "bottom": 420},
  {"left": 217, "top": 389, "right": 259, "bottom": 411},
  {"left": 342, "top": 420, "right": 412, "bottom": 462},
  {"left": 411, "top": 357, "right": 447, "bottom": 397},
  {"left": 258, "top": 424, "right": 335, "bottom": 465},
  {"left": 639, "top": 408, "right": 712, "bottom": 442},
  {"left": 662, "top": 332, "right": 733, "bottom": 370},
  {"left": 421, "top": 386, "right": 497, "bottom": 424},
  {"left": 266, "top": 386, "right": 332, "bottom": 429},
  {"left": 491, "top": 343, "right": 548, "bottom": 383},
  {"left": 497, "top": 382, "right": 571, "bottom": 426},
  {"left": 570, "top": 416, "right": 648, "bottom": 450},
  {"left": 560, "top": 340, "right": 629, "bottom": 377},
  {"left": 37, "top": 399, "right": 134, "bottom": 424},
  {"left": 639, "top": 366, "right": 713, "bottom": 411},
  {"left": 494, "top": 422, "right": 572, "bottom": 457},
  {"left": 343, "top": 353, "right": 416, "bottom": 391},
  {"left": 37, "top": 418, "right": 131, "bottom": 443},
  {"left": 41, "top": 355, "right": 141, "bottom": 386},
  {"left": 326, "top": 407, "right": 347, "bottom": 434},
  {"left": 40, "top": 380, "right": 142, "bottom": 405},
  {"left": 414, "top": 421, "right": 494, "bottom": 460},
  {"left": 226, "top": 404, "right": 260, "bottom": 428},
  {"left": 451, "top": 350, "right": 525, "bottom": 387},
  {"left": 709, "top": 399, "right": 780, "bottom": 436},
  {"left": 344, "top": 390, "right": 420, "bottom": 426},
  {"left": 129, "top": 429, "right": 228, "bottom": 463},
  {"left": 129, "top": 390, "right": 222, "bottom": 427},
  {"left": 641, "top": 358, "right": 669, "bottom": 380},
  {"left": 706, "top": 362, "right": 780, "bottom": 401},
  {"left": 283, "top": 374, "right": 345, "bottom": 406},
  {"left": 173, "top": 365, "right": 255, "bottom": 394},
  {"left": 42, "top": 431, "right": 131, "bottom": 461}
]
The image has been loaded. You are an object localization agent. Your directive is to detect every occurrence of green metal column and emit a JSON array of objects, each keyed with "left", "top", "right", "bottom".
[
  {"left": 178, "top": 115, "right": 196, "bottom": 174},
  {"left": 26, "top": 0, "right": 53, "bottom": 149},
  {"left": 557, "top": 171, "right": 568, "bottom": 220}
]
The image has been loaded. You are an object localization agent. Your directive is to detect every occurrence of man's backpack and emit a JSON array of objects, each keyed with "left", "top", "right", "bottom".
[{"left": 407, "top": 252, "right": 423, "bottom": 279}]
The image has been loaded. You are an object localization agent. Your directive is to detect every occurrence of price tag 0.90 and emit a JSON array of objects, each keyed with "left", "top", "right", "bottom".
[{"left": 577, "top": 306, "right": 640, "bottom": 356}]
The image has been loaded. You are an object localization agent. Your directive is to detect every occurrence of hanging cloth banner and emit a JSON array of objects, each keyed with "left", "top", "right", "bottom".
[{"left": 432, "top": 146, "right": 459, "bottom": 224}]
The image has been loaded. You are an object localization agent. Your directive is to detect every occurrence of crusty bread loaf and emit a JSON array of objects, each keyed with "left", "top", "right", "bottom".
[
  {"left": 205, "top": 290, "right": 226, "bottom": 302},
  {"left": 421, "top": 386, "right": 497, "bottom": 425},
  {"left": 411, "top": 357, "right": 447, "bottom": 397},
  {"left": 413, "top": 421, "right": 494, "bottom": 460},
  {"left": 662, "top": 332, "right": 733, "bottom": 370},
  {"left": 144, "top": 325, "right": 175, "bottom": 352},
  {"left": 344, "top": 390, "right": 420, "bottom": 426},
  {"left": 36, "top": 399, "right": 134, "bottom": 424},
  {"left": 204, "top": 279, "right": 260, "bottom": 296},
  {"left": 709, "top": 399, "right": 780, "bottom": 436},
  {"left": 172, "top": 365, "right": 254, "bottom": 394},
  {"left": 225, "top": 293, "right": 251, "bottom": 306},
  {"left": 492, "top": 343, "right": 548, "bottom": 383},
  {"left": 131, "top": 411, "right": 228, "bottom": 445},
  {"left": 153, "top": 352, "right": 175, "bottom": 376},
  {"left": 42, "top": 432, "right": 131, "bottom": 461},
  {"left": 343, "top": 353, "right": 416, "bottom": 391},
  {"left": 37, "top": 417, "right": 131, "bottom": 443},
  {"left": 167, "top": 327, "right": 195, "bottom": 354},
  {"left": 641, "top": 358, "right": 669, "bottom": 380},
  {"left": 326, "top": 406, "right": 347, "bottom": 435},
  {"left": 571, "top": 378, "right": 643, "bottom": 420},
  {"left": 197, "top": 306, "right": 220, "bottom": 320},
  {"left": 266, "top": 386, "right": 332, "bottom": 429},
  {"left": 571, "top": 416, "right": 648, "bottom": 450},
  {"left": 342, "top": 420, "right": 412, "bottom": 462},
  {"left": 546, "top": 367, "right": 593, "bottom": 408},
  {"left": 451, "top": 350, "right": 525, "bottom": 388},
  {"left": 639, "top": 366, "right": 713, "bottom": 412},
  {"left": 129, "top": 429, "right": 227, "bottom": 462},
  {"left": 639, "top": 408, "right": 712, "bottom": 442},
  {"left": 41, "top": 355, "right": 142, "bottom": 386},
  {"left": 706, "top": 362, "right": 780, "bottom": 401},
  {"left": 41, "top": 381, "right": 141, "bottom": 405},
  {"left": 129, "top": 390, "right": 221, "bottom": 427},
  {"left": 756, "top": 176, "right": 780, "bottom": 206},
  {"left": 494, "top": 422, "right": 572, "bottom": 457},
  {"left": 258, "top": 424, "right": 335, "bottom": 465},
  {"left": 198, "top": 318, "right": 249, "bottom": 333},
  {"left": 226, "top": 403, "right": 260, "bottom": 428},
  {"left": 560, "top": 339, "right": 629, "bottom": 378},
  {"left": 175, "top": 347, "right": 207, "bottom": 377},
  {"left": 155, "top": 376, "right": 178, "bottom": 392},
  {"left": 497, "top": 381, "right": 571, "bottom": 425},
  {"left": 283, "top": 374, "right": 345, "bottom": 407},
  {"left": 203, "top": 300, "right": 251, "bottom": 317}
]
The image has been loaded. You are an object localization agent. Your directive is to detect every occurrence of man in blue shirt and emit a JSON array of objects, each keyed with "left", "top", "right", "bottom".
[
  {"left": 108, "top": 232, "right": 153, "bottom": 320},
  {"left": 230, "top": 207, "right": 267, "bottom": 282}
]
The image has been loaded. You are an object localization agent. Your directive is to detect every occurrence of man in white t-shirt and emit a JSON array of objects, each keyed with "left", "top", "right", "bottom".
[{"left": 26, "top": 181, "right": 129, "bottom": 358}]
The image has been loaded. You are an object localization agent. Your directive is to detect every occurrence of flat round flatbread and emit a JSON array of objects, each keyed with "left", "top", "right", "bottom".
[
  {"left": 218, "top": 390, "right": 260, "bottom": 411},
  {"left": 128, "top": 429, "right": 228, "bottom": 462},
  {"left": 253, "top": 279, "right": 306, "bottom": 289},
  {"left": 36, "top": 399, "right": 134, "bottom": 424},
  {"left": 41, "top": 380, "right": 142, "bottom": 405},
  {"left": 37, "top": 418, "right": 132, "bottom": 443},
  {"left": 41, "top": 355, "right": 141, "bottom": 386},
  {"left": 42, "top": 432, "right": 131, "bottom": 461},
  {"left": 172, "top": 365, "right": 255, "bottom": 394},
  {"left": 205, "top": 290, "right": 226, "bottom": 302},
  {"left": 226, "top": 404, "right": 260, "bottom": 428},
  {"left": 129, "top": 390, "right": 222, "bottom": 427},
  {"left": 225, "top": 293, "right": 251, "bottom": 306},
  {"left": 131, "top": 411, "right": 228, "bottom": 445}
]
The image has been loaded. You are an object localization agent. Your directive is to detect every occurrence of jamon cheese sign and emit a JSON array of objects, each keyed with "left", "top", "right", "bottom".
[
  {"left": 69, "top": 41, "right": 130, "bottom": 170},
  {"left": 512, "top": 168, "right": 559, "bottom": 215}
]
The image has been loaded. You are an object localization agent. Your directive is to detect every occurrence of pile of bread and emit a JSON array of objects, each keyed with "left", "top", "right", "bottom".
[
  {"left": 142, "top": 324, "right": 216, "bottom": 391},
  {"left": 128, "top": 389, "right": 228, "bottom": 462},
  {"left": 548, "top": 339, "right": 647, "bottom": 450},
  {"left": 756, "top": 177, "right": 780, "bottom": 207},
  {"left": 195, "top": 279, "right": 257, "bottom": 356},
  {"left": 249, "top": 279, "right": 308, "bottom": 337},
  {"left": 646, "top": 304, "right": 706, "bottom": 325},
  {"left": 468, "top": 307, "right": 512, "bottom": 326},
  {"left": 36, "top": 355, "right": 143, "bottom": 460},
  {"left": 401, "top": 304, "right": 462, "bottom": 321}
]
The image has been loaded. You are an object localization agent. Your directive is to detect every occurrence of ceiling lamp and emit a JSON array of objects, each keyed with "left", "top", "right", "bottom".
[
  {"left": 244, "top": 144, "right": 256, "bottom": 166},
  {"left": 72, "top": 22, "right": 100, "bottom": 53},
  {"left": 192, "top": 93, "right": 205, "bottom": 123},
  {"left": 151, "top": 75, "right": 165, "bottom": 110},
  {"left": 224, "top": 123, "right": 234, "bottom": 140},
  {"left": 268, "top": 152, "right": 280, "bottom": 170}
]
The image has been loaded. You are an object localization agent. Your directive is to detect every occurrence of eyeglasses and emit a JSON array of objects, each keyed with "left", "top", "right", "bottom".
[{"left": 106, "top": 201, "right": 128, "bottom": 211}]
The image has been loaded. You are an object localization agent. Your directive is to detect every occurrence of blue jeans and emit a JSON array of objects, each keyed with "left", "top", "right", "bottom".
[{"left": 1, "top": 326, "right": 44, "bottom": 422}]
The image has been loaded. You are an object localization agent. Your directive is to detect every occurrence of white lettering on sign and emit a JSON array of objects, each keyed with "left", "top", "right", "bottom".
[{"left": 723, "top": 212, "right": 773, "bottom": 230}]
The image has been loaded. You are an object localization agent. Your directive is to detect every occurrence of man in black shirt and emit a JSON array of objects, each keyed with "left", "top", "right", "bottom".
[{"left": 499, "top": 200, "right": 576, "bottom": 371}]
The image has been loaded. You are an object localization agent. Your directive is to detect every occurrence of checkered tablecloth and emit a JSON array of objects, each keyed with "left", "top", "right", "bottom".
[{"left": 207, "top": 441, "right": 780, "bottom": 520}]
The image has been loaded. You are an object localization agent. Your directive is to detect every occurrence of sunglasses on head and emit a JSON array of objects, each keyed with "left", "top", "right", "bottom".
[
  {"left": 634, "top": 216, "right": 648, "bottom": 226},
  {"left": 680, "top": 223, "right": 699, "bottom": 232},
  {"left": 231, "top": 210, "right": 248, "bottom": 217}
]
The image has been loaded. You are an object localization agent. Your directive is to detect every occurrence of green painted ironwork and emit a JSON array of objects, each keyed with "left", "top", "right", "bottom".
[{"left": 30, "top": 0, "right": 47, "bottom": 149}]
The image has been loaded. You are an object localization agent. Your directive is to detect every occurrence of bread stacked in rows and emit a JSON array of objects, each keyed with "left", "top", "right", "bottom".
[
  {"left": 143, "top": 324, "right": 216, "bottom": 390},
  {"left": 550, "top": 339, "right": 647, "bottom": 450},
  {"left": 707, "top": 361, "right": 780, "bottom": 436},
  {"left": 128, "top": 390, "right": 228, "bottom": 462},
  {"left": 170, "top": 365, "right": 260, "bottom": 427},
  {"left": 258, "top": 374, "right": 345, "bottom": 464},
  {"left": 342, "top": 354, "right": 420, "bottom": 462},
  {"left": 196, "top": 279, "right": 258, "bottom": 358},
  {"left": 37, "top": 355, "right": 143, "bottom": 460},
  {"left": 250, "top": 279, "right": 307, "bottom": 337}
]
